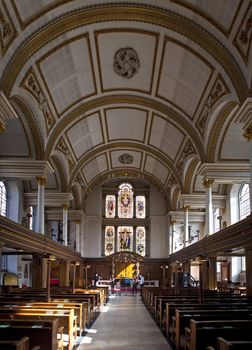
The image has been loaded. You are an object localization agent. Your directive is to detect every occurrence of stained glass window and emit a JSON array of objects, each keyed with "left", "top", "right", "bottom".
[
  {"left": 136, "top": 226, "right": 146, "bottom": 256},
  {"left": 0, "top": 181, "right": 7, "bottom": 217},
  {"left": 117, "top": 226, "right": 133, "bottom": 251},
  {"left": 105, "top": 226, "right": 115, "bottom": 256},
  {"left": 105, "top": 195, "right": 116, "bottom": 218},
  {"left": 136, "top": 196, "right": 146, "bottom": 218},
  {"left": 118, "top": 183, "right": 133, "bottom": 218},
  {"left": 239, "top": 184, "right": 250, "bottom": 220}
]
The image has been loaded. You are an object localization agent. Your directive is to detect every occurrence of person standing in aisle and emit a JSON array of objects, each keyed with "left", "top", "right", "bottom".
[{"left": 139, "top": 274, "right": 145, "bottom": 296}]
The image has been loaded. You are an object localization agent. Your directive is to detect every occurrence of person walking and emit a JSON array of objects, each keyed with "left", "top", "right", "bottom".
[
  {"left": 110, "top": 275, "right": 115, "bottom": 294},
  {"left": 139, "top": 274, "right": 145, "bottom": 296},
  {"left": 132, "top": 276, "right": 138, "bottom": 295}
]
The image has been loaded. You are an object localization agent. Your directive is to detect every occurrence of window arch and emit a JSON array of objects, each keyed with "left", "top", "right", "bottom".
[
  {"left": 239, "top": 184, "right": 250, "bottom": 220},
  {"left": 0, "top": 180, "right": 7, "bottom": 217},
  {"left": 103, "top": 182, "right": 147, "bottom": 256}
]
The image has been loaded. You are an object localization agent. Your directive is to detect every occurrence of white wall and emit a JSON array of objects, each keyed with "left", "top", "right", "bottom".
[
  {"left": 149, "top": 185, "right": 168, "bottom": 257},
  {"left": 83, "top": 185, "right": 102, "bottom": 257}
]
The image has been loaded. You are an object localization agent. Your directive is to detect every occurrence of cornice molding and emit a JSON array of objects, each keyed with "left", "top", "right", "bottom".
[
  {"left": 0, "top": 160, "right": 54, "bottom": 179},
  {"left": 24, "top": 192, "right": 73, "bottom": 206},
  {"left": 179, "top": 193, "right": 227, "bottom": 209},
  {"left": 198, "top": 162, "right": 250, "bottom": 183}
]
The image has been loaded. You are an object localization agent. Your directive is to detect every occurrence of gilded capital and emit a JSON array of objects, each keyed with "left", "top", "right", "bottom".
[
  {"left": 63, "top": 203, "right": 69, "bottom": 210},
  {"left": 183, "top": 205, "right": 191, "bottom": 211},
  {"left": 36, "top": 175, "right": 47, "bottom": 186},
  {"left": 202, "top": 178, "right": 214, "bottom": 188},
  {"left": 243, "top": 125, "right": 252, "bottom": 141},
  {"left": 0, "top": 120, "right": 6, "bottom": 133},
  {"left": 171, "top": 219, "right": 176, "bottom": 225}
]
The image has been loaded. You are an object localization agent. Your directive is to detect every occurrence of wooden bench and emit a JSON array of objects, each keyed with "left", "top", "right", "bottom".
[
  {"left": 0, "top": 307, "right": 76, "bottom": 350},
  {"left": 0, "top": 337, "right": 35, "bottom": 350},
  {"left": 0, "top": 319, "right": 60, "bottom": 350},
  {"left": 216, "top": 337, "right": 252, "bottom": 350},
  {"left": 185, "top": 319, "right": 252, "bottom": 350},
  {"left": 173, "top": 308, "right": 252, "bottom": 350}
]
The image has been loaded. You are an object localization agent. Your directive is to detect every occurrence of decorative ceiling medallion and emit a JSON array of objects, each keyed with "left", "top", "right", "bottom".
[
  {"left": 119, "top": 153, "right": 134, "bottom": 164},
  {"left": 113, "top": 48, "right": 140, "bottom": 79}
]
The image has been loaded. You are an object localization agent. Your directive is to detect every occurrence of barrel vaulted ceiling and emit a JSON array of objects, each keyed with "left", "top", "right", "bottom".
[{"left": 0, "top": 0, "right": 252, "bottom": 210}]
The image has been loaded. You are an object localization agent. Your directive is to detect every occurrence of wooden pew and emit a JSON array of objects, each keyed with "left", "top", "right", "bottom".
[
  {"left": 185, "top": 319, "right": 252, "bottom": 350},
  {"left": 0, "top": 301, "right": 86, "bottom": 335},
  {"left": 0, "top": 337, "right": 31, "bottom": 350},
  {"left": 173, "top": 309, "right": 252, "bottom": 350},
  {"left": 164, "top": 301, "right": 252, "bottom": 339},
  {"left": 0, "top": 307, "right": 76, "bottom": 350},
  {"left": 0, "top": 319, "right": 60, "bottom": 350},
  {"left": 216, "top": 337, "right": 252, "bottom": 350}
]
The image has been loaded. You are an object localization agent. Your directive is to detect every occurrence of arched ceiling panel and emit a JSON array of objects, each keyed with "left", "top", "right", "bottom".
[{"left": 0, "top": 1, "right": 251, "bottom": 200}]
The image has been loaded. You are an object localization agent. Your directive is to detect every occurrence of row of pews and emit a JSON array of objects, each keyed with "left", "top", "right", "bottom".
[
  {"left": 142, "top": 286, "right": 252, "bottom": 350},
  {"left": 0, "top": 286, "right": 109, "bottom": 350}
]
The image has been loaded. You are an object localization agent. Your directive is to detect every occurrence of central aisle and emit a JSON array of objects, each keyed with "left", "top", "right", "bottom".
[{"left": 77, "top": 294, "right": 173, "bottom": 350}]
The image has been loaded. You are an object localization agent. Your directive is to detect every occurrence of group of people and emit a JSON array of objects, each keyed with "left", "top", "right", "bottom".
[
  {"left": 109, "top": 274, "right": 145, "bottom": 296},
  {"left": 132, "top": 274, "right": 144, "bottom": 296}
]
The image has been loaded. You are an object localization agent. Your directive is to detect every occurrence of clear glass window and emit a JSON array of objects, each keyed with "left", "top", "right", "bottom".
[
  {"left": 0, "top": 181, "right": 7, "bottom": 217},
  {"left": 213, "top": 208, "right": 220, "bottom": 233},
  {"left": 239, "top": 184, "right": 250, "bottom": 220}
]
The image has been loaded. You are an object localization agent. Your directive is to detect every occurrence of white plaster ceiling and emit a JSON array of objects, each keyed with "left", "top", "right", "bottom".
[{"left": 0, "top": 0, "right": 251, "bottom": 209}]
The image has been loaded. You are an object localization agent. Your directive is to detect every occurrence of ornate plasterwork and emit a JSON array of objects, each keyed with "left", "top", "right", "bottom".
[
  {"left": 56, "top": 137, "right": 68, "bottom": 155},
  {"left": 111, "top": 251, "right": 143, "bottom": 263},
  {"left": 118, "top": 153, "right": 134, "bottom": 164},
  {"left": 113, "top": 47, "right": 140, "bottom": 79},
  {"left": 21, "top": 69, "right": 55, "bottom": 134},
  {"left": 0, "top": 2, "right": 16, "bottom": 57},
  {"left": 196, "top": 76, "right": 229, "bottom": 136},
  {"left": 56, "top": 137, "right": 75, "bottom": 174},
  {"left": 234, "top": 2, "right": 252, "bottom": 64},
  {"left": 167, "top": 174, "right": 177, "bottom": 187},
  {"left": 177, "top": 140, "right": 196, "bottom": 175}
]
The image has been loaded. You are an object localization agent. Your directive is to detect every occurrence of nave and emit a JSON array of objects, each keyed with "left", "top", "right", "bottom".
[{"left": 77, "top": 295, "right": 172, "bottom": 350}]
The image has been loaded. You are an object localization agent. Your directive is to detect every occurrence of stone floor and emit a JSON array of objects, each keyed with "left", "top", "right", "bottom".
[{"left": 76, "top": 294, "right": 173, "bottom": 350}]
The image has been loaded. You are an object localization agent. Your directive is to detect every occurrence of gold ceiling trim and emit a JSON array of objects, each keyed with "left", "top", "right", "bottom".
[
  {"left": 84, "top": 168, "right": 169, "bottom": 204},
  {"left": 206, "top": 101, "right": 238, "bottom": 162},
  {"left": 1, "top": 4, "right": 247, "bottom": 102},
  {"left": 67, "top": 142, "right": 183, "bottom": 190},
  {"left": 170, "top": 0, "right": 243, "bottom": 37},
  {"left": 183, "top": 158, "right": 201, "bottom": 194},
  {"left": 45, "top": 94, "right": 206, "bottom": 162},
  {"left": 11, "top": 96, "right": 44, "bottom": 160}
]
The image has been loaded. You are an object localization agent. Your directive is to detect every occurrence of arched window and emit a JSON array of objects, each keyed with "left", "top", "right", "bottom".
[
  {"left": 118, "top": 183, "right": 134, "bottom": 218},
  {"left": 0, "top": 180, "right": 7, "bottom": 217},
  {"left": 239, "top": 184, "right": 250, "bottom": 220},
  {"left": 103, "top": 182, "right": 147, "bottom": 256}
]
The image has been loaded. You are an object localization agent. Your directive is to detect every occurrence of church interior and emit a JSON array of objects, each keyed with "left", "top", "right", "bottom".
[{"left": 1, "top": 1, "right": 252, "bottom": 349}]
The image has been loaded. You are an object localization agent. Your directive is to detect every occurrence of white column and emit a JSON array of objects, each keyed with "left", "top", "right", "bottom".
[
  {"left": 203, "top": 178, "right": 214, "bottom": 236},
  {"left": 75, "top": 220, "right": 80, "bottom": 253},
  {"left": 62, "top": 204, "right": 68, "bottom": 246},
  {"left": 35, "top": 176, "right": 47, "bottom": 234},
  {"left": 170, "top": 220, "right": 176, "bottom": 254},
  {"left": 183, "top": 206, "right": 190, "bottom": 247}
]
